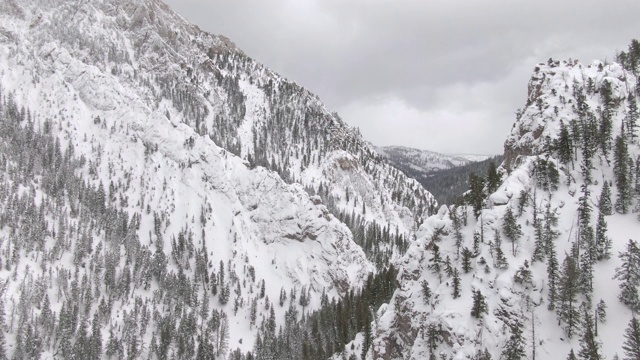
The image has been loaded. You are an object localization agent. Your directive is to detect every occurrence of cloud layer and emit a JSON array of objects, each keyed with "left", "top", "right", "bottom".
[{"left": 164, "top": 0, "right": 640, "bottom": 154}]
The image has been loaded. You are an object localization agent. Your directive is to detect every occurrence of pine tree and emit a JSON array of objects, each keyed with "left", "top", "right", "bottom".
[
  {"left": 614, "top": 240, "right": 640, "bottom": 311},
  {"left": 462, "top": 247, "right": 473, "bottom": 273},
  {"left": 598, "top": 182, "right": 613, "bottom": 216},
  {"left": 470, "top": 290, "right": 488, "bottom": 318},
  {"left": 452, "top": 268, "right": 461, "bottom": 299},
  {"left": 595, "top": 299, "right": 607, "bottom": 324},
  {"left": 557, "top": 120, "right": 574, "bottom": 166},
  {"left": 623, "top": 317, "right": 640, "bottom": 360},
  {"left": 547, "top": 238, "right": 559, "bottom": 310},
  {"left": 615, "top": 128, "right": 632, "bottom": 213},
  {"left": 467, "top": 174, "right": 485, "bottom": 217},
  {"left": 595, "top": 210, "right": 612, "bottom": 260},
  {"left": 557, "top": 254, "right": 581, "bottom": 338},
  {"left": 502, "top": 206, "right": 522, "bottom": 256},
  {"left": 567, "top": 349, "right": 578, "bottom": 360},
  {"left": 501, "top": 320, "right": 525, "bottom": 360},
  {"left": 429, "top": 244, "right": 442, "bottom": 280},
  {"left": 495, "top": 247, "right": 509, "bottom": 270},
  {"left": 486, "top": 161, "right": 501, "bottom": 194},
  {"left": 578, "top": 304, "right": 603, "bottom": 360},
  {"left": 421, "top": 281, "right": 432, "bottom": 305},
  {"left": 626, "top": 93, "right": 639, "bottom": 142}
]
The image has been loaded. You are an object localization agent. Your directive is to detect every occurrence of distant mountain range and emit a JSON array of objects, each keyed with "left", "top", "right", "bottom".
[{"left": 377, "top": 145, "right": 501, "bottom": 205}]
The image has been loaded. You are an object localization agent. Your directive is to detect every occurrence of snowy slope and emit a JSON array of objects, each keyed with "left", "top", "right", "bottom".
[
  {"left": 354, "top": 57, "right": 640, "bottom": 359},
  {"left": 377, "top": 145, "right": 474, "bottom": 175},
  {"left": 0, "top": 0, "right": 376, "bottom": 357}
]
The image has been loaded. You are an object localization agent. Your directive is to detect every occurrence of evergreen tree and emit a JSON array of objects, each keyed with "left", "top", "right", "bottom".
[
  {"left": 623, "top": 317, "right": 640, "bottom": 360},
  {"left": 595, "top": 210, "right": 612, "bottom": 261},
  {"left": 470, "top": 290, "right": 488, "bottom": 318},
  {"left": 452, "top": 268, "right": 461, "bottom": 299},
  {"left": 567, "top": 349, "right": 578, "bottom": 360},
  {"left": 598, "top": 182, "right": 613, "bottom": 216},
  {"left": 626, "top": 93, "right": 639, "bottom": 142},
  {"left": 578, "top": 305, "right": 603, "bottom": 360},
  {"left": 421, "top": 281, "right": 432, "bottom": 305},
  {"left": 614, "top": 240, "right": 640, "bottom": 311},
  {"left": 557, "top": 120, "right": 574, "bottom": 166},
  {"left": 547, "top": 238, "right": 559, "bottom": 311},
  {"left": 494, "top": 247, "right": 509, "bottom": 270},
  {"left": 615, "top": 128, "right": 632, "bottom": 213},
  {"left": 557, "top": 254, "right": 581, "bottom": 338},
  {"left": 501, "top": 320, "right": 525, "bottom": 360},
  {"left": 429, "top": 244, "right": 442, "bottom": 280},
  {"left": 462, "top": 247, "right": 473, "bottom": 273},
  {"left": 467, "top": 174, "right": 485, "bottom": 217},
  {"left": 486, "top": 161, "right": 501, "bottom": 194},
  {"left": 502, "top": 206, "right": 522, "bottom": 256}
]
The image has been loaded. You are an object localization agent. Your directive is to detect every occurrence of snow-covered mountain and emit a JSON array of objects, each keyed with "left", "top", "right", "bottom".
[
  {"left": 0, "top": 0, "right": 439, "bottom": 357},
  {"left": 377, "top": 145, "right": 476, "bottom": 175},
  {"left": 348, "top": 54, "right": 640, "bottom": 359}
]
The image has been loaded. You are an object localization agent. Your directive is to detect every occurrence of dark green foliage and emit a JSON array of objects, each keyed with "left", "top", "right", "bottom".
[
  {"left": 614, "top": 240, "right": 640, "bottom": 311},
  {"left": 251, "top": 266, "right": 397, "bottom": 359},
  {"left": 623, "top": 317, "right": 640, "bottom": 360},
  {"left": 547, "top": 237, "right": 559, "bottom": 310},
  {"left": 422, "top": 281, "right": 432, "bottom": 304},
  {"left": 467, "top": 174, "right": 486, "bottom": 217},
  {"left": 517, "top": 190, "right": 528, "bottom": 217},
  {"left": 578, "top": 304, "right": 603, "bottom": 360},
  {"left": 486, "top": 161, "right": 501, "bottom": 194},
  {"left": 452, "top": 268, "right": 461, "bottom": 299},
  {"left": 567, "top": 349, "right": 578, "bottom": 360},
  {"left": 470, "top": 290, "right": 488, "bottom": 318},
  {"left": 502, "top": 206, "right": 522, "bottom": 256},
  {"left": 598, "top": 181, "right": 613, "bottom": 216},
  {"left": 557, "top": 254, "right": 581, "bottom": 338},
  {"left": 595, "top": 210, "right": 612, "bottom": 261},
  {"left": 474, "top": 348, "right": 492, "bottom": 360},
  {"left": 494, "top": 247, "right": 509, "bottom": 270},
  {"left": 615, "top": 128, "right": 633, "bottom": 213},
  {"left": 501, "top": 320, "right": 525, "bottom": 360},
  {"left": 557, "top": 120, "right": 574, "bottom": 166},
  {"left": 513, "top": 261, "right": 533, "bottom": 286},
  {"left": 395, "top": 155, "right": 503, "bottom": 205},
  {"left": 535, "top": 157, "right": 560, "bottom": 192},
  {"left": 626, "top": 93, "right": 639, "bottom": 141},
  {"left": 462, "top": 247, "right": 473, "bottom": 273}
]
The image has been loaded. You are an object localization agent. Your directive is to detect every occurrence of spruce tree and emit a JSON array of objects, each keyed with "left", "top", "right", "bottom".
[
  {"left": 578, "top": 304, "right": 603, "bottom": 360},
  {"left": 486, "top": 161, "right": 501, "bottom": 194},
  {"left": 598, "top": 181, "right": 613, "bottom": 216},
  {"left": 557, "top": 254, "right": 581, "bottom": 338},
  {"left": 468, "top": 174, "right": 485, "bottom": 218},
  {"left": 501, "top": 320, "right": 525, "bottom": 360},
  {"left": 615, "top": 128, "right": 632, "bottom": 213},
  {"left": 494, "top": 247, "right": 509, "bottom": 270},
  {"left": 626, "top": 93, "right": 639, "bottom": 142},
  {"left": 421, "top": 281, "right": 432, "bottom": 305},
  {"left": 558, "top": 120, "right": 574, "bottom": 166},
  {"left": 452, "top": 268, "right": 461, "bottom": 299},
  {"left": 595, "top": 210, "right": 612, "bottom": 260},
  {"left": 567, "top": 349, "right": 578, "bottom": 360},
  {"left": 614, "top": 240, "right": 640, "bottom": 311},
  {"left": 502, "top": 206, "right": 522, "bottom": 256},
  {"left": 471, "top": 290, "right": 488, "bottom": 318},
  {"left": 462, "top": 247, "right": 473, "bottom": 273},
  {"left": 547, "top": 238, "right": 559, "bottom": 310},
  {"left": 623, "top": 317, "right": 640, "bottom": 360}
]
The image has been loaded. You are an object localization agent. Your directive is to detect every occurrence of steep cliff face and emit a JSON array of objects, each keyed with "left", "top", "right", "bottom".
[{"left": 358, "top": 55, "right": 640, "bottom": 359}]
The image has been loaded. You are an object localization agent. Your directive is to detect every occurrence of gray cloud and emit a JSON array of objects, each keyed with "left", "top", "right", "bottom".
[{"left": 164, "top": 0, "right": 640, "bottom": 154}]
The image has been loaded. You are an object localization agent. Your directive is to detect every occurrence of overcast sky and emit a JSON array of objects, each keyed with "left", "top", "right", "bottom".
[{"left": 163, "top": 0, "right": 639, "bottom": 155}]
